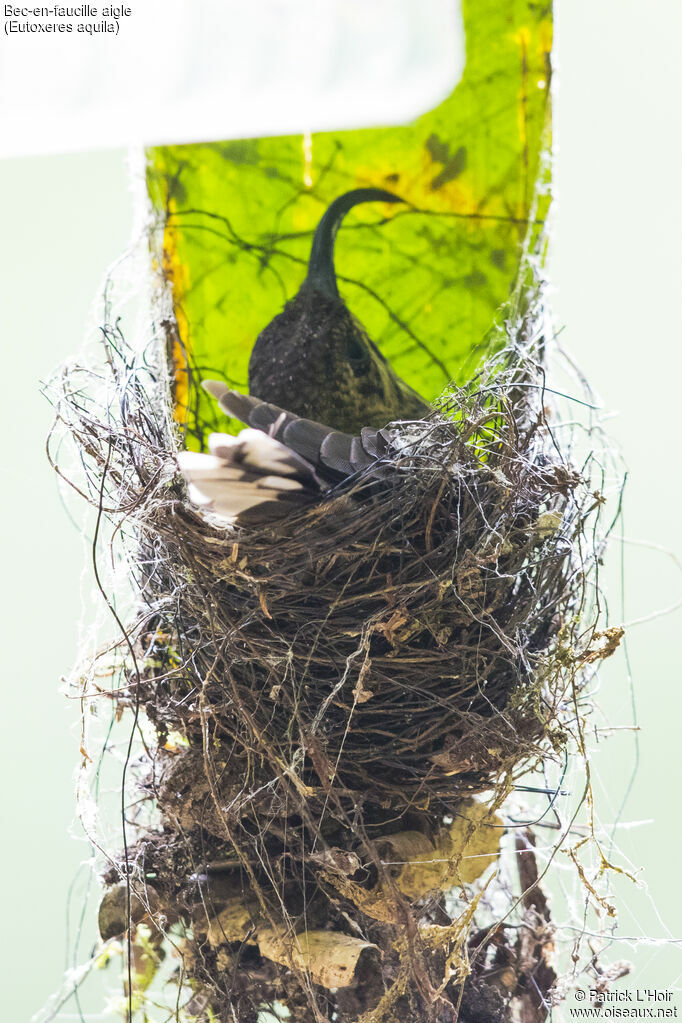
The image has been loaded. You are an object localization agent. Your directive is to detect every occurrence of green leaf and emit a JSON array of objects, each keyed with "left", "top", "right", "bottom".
[{"left": 146, "top": 0, "right": 551, "bottom": 444}]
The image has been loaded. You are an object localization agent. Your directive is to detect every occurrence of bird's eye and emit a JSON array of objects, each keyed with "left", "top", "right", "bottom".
[{"left": 345, "top": 336, "right": 370, "bottom": 374}]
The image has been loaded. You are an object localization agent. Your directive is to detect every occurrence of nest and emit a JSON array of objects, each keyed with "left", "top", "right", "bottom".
[
  {"left": 48, "top": 274, "right": 615, "bottom": 1023},
  {"left": 148, "top": 380, "right": 583, "bottom": 805}
]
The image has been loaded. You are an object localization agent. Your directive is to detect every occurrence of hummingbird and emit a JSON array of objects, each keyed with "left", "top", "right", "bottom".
[
  {"left": 247, "top": 187, "right": 429, "bottom": 434},
  {"left": 178, "top": 188, "right": 430, "bottom": 525}
]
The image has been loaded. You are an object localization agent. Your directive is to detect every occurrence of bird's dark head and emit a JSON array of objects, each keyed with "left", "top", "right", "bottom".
[{"left": 303, "top": 187, "right": 404, "bottom": 300}]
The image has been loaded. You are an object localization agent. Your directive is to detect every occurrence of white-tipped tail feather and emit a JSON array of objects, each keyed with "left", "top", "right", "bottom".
[
  {"left": 179, "top": 384, "right": 397, "bottom": 526},
  {"left": 177, "top": 431, "right": 323, "bottom": 525}
]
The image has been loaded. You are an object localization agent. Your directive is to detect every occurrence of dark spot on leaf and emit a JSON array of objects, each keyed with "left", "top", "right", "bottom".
[
  {"left": 426, "top": 133, "right": 450, "bottom": 165},
  {"left": 219, "top": 139, "right": 260, "bottom": 165},
  {"left": 162, "top": 174, "right": 187, "bottom": 205},
  {"left": 462, "top": 271, "right": 487, "bottom": 289},
  {"left": 425, "top": 136, "right": 467, "bottom": 190},
  {"left": 490, "top": 249, "right": 506, "bottom": 270}
]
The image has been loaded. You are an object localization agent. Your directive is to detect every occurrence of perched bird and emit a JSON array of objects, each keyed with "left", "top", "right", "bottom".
[
  {"left": 248, "top": 187, "right": 429, "bottom": 434},
  {"left": 178, "top": 188, "right": 431, "bottom": 525},
  {"left": 178, "top": 384, "right": 398, "bottom": 526}
]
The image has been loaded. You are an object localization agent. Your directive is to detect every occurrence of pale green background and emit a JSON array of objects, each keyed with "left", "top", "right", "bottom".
[{"left": 1, "top": 1, "right": 681, "bottom": 1018}]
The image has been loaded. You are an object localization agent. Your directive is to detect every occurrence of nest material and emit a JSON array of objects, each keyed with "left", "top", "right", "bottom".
[
  {"left": 149, "top": 387, "right": 580, "bottom": 806},
  {"left": 49, "top": 277, "right": 612, "bottom": 1022}
]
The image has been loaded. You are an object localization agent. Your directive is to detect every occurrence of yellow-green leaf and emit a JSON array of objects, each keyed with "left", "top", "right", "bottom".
[{"left": 147, "top": 0, "right": 551, "bottom": 444}]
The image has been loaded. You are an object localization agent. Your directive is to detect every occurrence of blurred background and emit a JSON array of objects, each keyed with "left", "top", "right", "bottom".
[{"left": 1, "top": 0, "right": 680, "bottom": 1019}]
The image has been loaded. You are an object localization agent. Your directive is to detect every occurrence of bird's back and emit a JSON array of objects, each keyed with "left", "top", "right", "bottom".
[{"left": 249, "top": 285, "right": 427, "bottom": 434}]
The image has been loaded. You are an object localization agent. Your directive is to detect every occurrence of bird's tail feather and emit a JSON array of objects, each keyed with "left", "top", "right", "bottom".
[
  {"left": 203, "top": 381, "right": 391, "bottom": 476},
  {"left": 177, "top": 430, "right": 322, "bottom": 526},
  {"left": 178, "top": 383, "right": 394, "bottom": 526}
]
